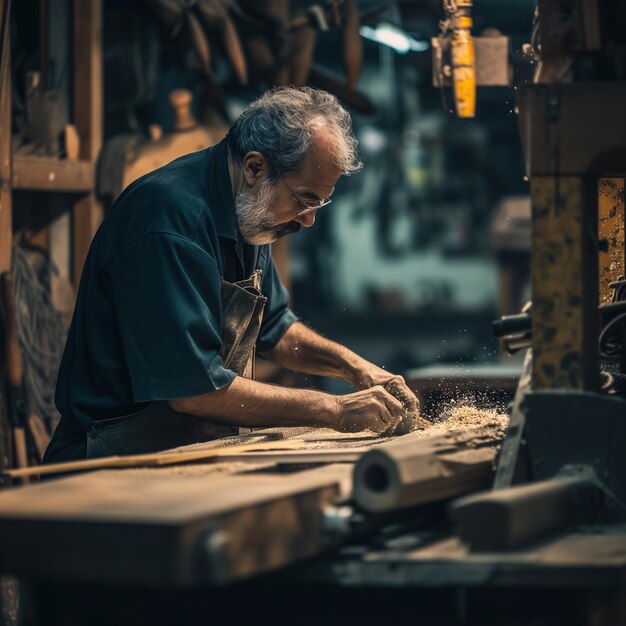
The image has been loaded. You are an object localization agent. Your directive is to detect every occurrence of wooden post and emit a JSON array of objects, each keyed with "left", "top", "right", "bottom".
[
  {"left": 71, "top": 0, "right": 102, "bottom": 287},
  {"left": 0, "top": 0, "right": 12, "bottom": 274}
]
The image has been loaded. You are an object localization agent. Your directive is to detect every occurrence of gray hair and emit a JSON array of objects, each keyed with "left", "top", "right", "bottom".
[{"left": 227, "top": 86, "right": 363, "bottom": 177}]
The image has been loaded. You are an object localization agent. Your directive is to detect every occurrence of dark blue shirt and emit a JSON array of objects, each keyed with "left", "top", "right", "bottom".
[{"left": 45, "top": 138, "right": 298, "bottom": 461}]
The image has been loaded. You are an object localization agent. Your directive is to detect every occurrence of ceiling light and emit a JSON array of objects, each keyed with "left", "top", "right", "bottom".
[{"left": 360, "top": 23, "right": 430, "bottom": 54}]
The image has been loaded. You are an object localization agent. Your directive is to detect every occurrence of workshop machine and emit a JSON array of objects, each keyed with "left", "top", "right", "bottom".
[{"left": 1, "top": 1, "right": 626, "bottom": 625}]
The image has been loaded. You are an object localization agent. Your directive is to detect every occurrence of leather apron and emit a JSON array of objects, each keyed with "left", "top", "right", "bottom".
[{"left": 85, "top": 269, "right": 267, "bottom": 458}]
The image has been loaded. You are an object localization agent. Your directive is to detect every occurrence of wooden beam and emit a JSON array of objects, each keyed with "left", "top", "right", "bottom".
[
  {"left": 0, "top": 0, "right": 12, "bottom": 274},
  {"left": 72, "top": 0, "right": 102, "bottom": 287},
  {"left": 12, "top": 157, "right": 94, "bottom": 193}
]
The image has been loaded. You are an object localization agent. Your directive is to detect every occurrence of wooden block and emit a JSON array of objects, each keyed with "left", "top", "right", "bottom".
[
  {"left": 452, "top": 476, "right": 604, "bottom": 552},
  {"left": 12, "top": 157, "right": 93, "bottom": 192},
  {"left": 353, "top": 426, "right": 504, "bottom": 513},
  {"left": 0, "top": 468, "right": 342, "bottom": 585}
]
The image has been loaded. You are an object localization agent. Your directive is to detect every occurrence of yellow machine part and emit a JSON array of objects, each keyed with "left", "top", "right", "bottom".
[{"left": 451, "top": 9, "right": 475, "bottom": 118}]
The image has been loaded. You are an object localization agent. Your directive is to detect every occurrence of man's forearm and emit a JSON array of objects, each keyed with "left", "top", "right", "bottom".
[
  {"left": 168, "top": 375, "right": 340, "bottom": 428},
  {"left": 261, "top": 322, "right": 369, "bottom": 385}
]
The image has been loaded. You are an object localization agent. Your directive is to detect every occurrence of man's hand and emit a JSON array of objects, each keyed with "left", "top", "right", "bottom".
[
  {"left": 335, "top": 386, "right": 405, "bottom": 434},
  {"left": 349, "top": 365, "right": 427, "bottom": 432},
  {"left": 168, "top": 376, "right": 405, "bottom": 435},
  {"left": 260, "top": 322, "right": 426, "bottom": 432},
  {"left": 351, "top": 365, "right": 419, "bottom": 410}
]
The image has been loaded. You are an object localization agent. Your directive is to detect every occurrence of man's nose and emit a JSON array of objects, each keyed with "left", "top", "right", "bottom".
[{"left": 294, "top": 210, "right": 317, "bottom": 228}]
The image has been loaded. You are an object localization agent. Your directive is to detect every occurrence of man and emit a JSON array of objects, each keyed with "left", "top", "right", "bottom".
[{"left": 45, "top": 87, "right": 421, "bottom": 463}]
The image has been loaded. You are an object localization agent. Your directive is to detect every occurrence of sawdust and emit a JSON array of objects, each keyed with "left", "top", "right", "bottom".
[
  {"left": 411, "top": 403, "right": 509, "bottom": 438},
  {"left": 294, "top": 406, "right": 509, "bottom": 444}
]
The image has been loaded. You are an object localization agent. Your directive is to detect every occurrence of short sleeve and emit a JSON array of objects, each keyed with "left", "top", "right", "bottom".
[
  {"left": 109, "top": 233, "right": 236, "bottom": 401},
  {"left": 256, "top": 246, "right": 300, "bottom": 352}
]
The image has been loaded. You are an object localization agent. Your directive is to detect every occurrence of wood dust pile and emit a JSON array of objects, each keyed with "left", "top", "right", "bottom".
[{"left": 412, "top": 404, "right": 508, "bottom": 438}]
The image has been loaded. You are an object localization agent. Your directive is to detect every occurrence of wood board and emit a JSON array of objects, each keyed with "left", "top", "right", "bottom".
[{"left": 4, "top": 438, "right": 306, "bottom": 478}]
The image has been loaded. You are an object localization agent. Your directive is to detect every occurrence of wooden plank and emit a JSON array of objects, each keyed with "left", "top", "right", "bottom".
[
  {"left": 598, "top": 178, "right": 625, "bottom": 304},
  {"left": 4, "top": 438, "right": 306, "bottom": 478},
  {"left": 211, "top": 448, "right": 366, "bottom": 464},
  {"left": 0, "top": 462, "right": 337, "bottom": 522},
  {"left": 12, "top": 157, "right": 93, "bottom": 192},
  {"left": 71, "top": 0, "right": 102, "bottom": 287},
  {"left": 0, "top": 0, "right": 12, "bottom": 274}
]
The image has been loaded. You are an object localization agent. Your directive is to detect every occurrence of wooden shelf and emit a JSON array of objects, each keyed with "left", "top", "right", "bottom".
[{"left": 12, "top": 157, "right": 94, "bottom": 193}]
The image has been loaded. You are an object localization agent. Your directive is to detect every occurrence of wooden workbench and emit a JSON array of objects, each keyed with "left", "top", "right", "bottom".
[{"left": 2, "top": 425, "right": 626, "bottom": 625}]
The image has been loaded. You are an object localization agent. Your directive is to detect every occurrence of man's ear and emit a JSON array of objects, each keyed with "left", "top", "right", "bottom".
[{"left": 242, "top": 151, "right": 269, "bottom": 186}]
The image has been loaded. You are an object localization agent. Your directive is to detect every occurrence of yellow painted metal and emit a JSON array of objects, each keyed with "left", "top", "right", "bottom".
[
  {"left": 532, "top": 176, "right": 597, "bottom": 390},
  {"left": 598, "top": 178, "right": 625, "bottom": 304},
  {"left": 451, "top": 0, "right": 475, "bottom": 118}
]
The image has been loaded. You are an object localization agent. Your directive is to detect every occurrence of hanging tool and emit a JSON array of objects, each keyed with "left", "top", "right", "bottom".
[
  {"left": 340, "top": 0, "right": 362, "bottom": 90},
  {"left": 197, "top": 0, "right": 248, "bottom": 85},
  {"left": 445, "top": 0, "right": 476, "bottom": 118},
  {"left": 144, "top": 0, "right": 249, "bottom": 85}
]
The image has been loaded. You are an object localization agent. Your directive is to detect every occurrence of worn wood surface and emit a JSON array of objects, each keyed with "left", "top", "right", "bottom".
[
  {"left": 209, "top": 448, "right": 366, "bottom": 464},
  {"left": 0, "top": 461, "right": 338, "bottom": 523},
  {"left": 4, "top": 437, "right": 306, "bottom": 479},
  {"left": 0, "top": 424, "right": 510, "bottom": 586},
  {"left": 353, "top": 425, "right": 505, "bottom": 513},
  {"left": 0, "top": 469, "right": 341, "bottom": 585}
]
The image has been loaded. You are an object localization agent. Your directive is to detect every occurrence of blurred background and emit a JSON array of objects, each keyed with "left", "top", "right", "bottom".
[{"left": 3, "top": 0, "right": 535, "bottom": 444}]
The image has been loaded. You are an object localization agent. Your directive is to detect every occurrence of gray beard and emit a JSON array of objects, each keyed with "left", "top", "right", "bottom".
[{"left": 235, "top": 179, "right": 301, "bottom": 246}]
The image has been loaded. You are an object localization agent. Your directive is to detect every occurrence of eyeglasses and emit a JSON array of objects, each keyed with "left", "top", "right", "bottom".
[{"left": 281, "top": 178, "right": 333, "bottom": 217}]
